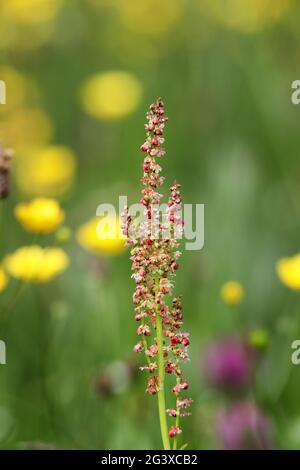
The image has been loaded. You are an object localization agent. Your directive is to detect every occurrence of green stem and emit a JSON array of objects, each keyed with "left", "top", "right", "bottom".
[
  {"left": 173, "top": 403, "right": 180, "bottom": 450},
  {"left": 1, "top": 281, "right": 27, "bottom": 319},
  {"left": 156, "top": 300, "right": 171, "bottom": 450}
]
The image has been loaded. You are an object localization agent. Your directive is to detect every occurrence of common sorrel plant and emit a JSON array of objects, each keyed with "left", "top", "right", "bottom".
[
  {"left": 122, "top": 98, "right": 191, "bottom": 450},
  {"left": 0, "top": 144, "right": 12, "bottom": 199}
]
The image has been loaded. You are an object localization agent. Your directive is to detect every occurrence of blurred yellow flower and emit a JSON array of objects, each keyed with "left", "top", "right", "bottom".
[
  {"left": 0, "top": 0, "right": 63, "bottom": 24},
  {"left": 16, "top": 145, "right": 76, "bottom": 196},
  {"left": 15, "top": 198, "right": 65, "bottom": 234},
  {"left": 77, "top": 216, "right": 126, "bottom": 256},
  {"left": 276, "top": 254, "right": 300, "bottom": 291},
  {"left": 117, "top": 0, "right": 183, "bottom": 35},
  {"left": 0, "top": 15, "right": 55, "bottom": 52},
  {"left": 220, "top": 281, "right": 244, "bottom": 305},
  {"left": 55, "top": 226, "right": 72, "bottom": 244},
  {"left": 200, "top": 0, "right": 293, "bottom": 34},
  {"left": 0, "top": 268, "right": 8, "bottom": 292},
  {"left": 0, "top": 107, "right": 53, "bottom": 151},
  {"left": 80, "top": 71, "right": 142, "bottom": 119},
  {"left": 5, "top": 246, "right": 69, "bottom": 283}
]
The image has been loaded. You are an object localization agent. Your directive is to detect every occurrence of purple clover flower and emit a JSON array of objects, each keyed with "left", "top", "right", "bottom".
[
  {"left": 217, "top": 401, "right": 272, "bottom": 450},
  {"left": 202, "top": 337, "right": 253, "bottom": 391}
]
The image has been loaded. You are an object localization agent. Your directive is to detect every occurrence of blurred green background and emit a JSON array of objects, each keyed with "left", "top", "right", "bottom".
[{"left": 0, "top": 0, "right": 300, "bottom": 450}]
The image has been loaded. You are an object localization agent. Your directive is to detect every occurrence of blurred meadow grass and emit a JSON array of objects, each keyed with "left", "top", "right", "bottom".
[{"left": 0, "top": 0, "right": 300, "bottom": 449}]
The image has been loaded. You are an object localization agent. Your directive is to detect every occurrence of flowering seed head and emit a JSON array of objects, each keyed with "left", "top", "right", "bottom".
[
  {"left": 169, "top": 426, "right": 182, "bottom": 438},
  {"left": 122, "top": 98, "right": 191, "bottom": 435},
  {"left": 133, "top": 342, "right": 143, "bottom": 353},
  {"left": 167, "top": 408, "right": 178, "bottom": 417}
]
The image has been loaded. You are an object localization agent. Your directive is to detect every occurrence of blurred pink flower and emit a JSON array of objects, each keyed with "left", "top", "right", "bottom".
[
  {"left": 202, "top": 337, "right": 253, "bottom": 391},
  {"left": 217, "top": 401, "right": 272, "bottom": 450}
]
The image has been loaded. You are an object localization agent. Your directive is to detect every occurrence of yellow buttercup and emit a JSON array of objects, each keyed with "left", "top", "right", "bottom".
[
  {"left": 15, "top": 198, "right": 65, "bottom": 234},
  {"left": 77, "top": 216, "right": 126, "bottom": 256},
  {"left": 276, "top": 254, "right": 300, "bottom": 291},
  {"left": 80, "top": 71, "right": 142, "bottom": 120},
  {"left": 220, "top": 281, "right": 244, "bottom": 306},
  {"left": 0, "top": 107, "right": 53, "bottom": 151},
  {"left": 199, "top": 0, "right": 293, "bottom": 34},
  {"left": 5, "top": 246, "right": 69, "bottom": 283},
  {"left": 0, "top": 268, "right": 8, "bottom": 292},
  {"left": 16, "top": 145, "right": 76, "bottom": 197},
  {"left": 1, "top": 0, "right": 63, "bottom": 24},
  {"left": 117, "top": 0, "right": 183, "bottom": 36}
]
